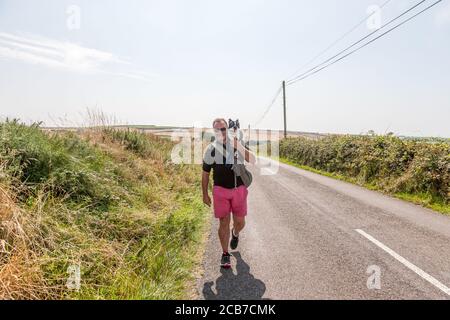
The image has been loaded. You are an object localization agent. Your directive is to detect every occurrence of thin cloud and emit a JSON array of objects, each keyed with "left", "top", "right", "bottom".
[{"left": 0, "top": 32, "right": 153, "bottom": 81}]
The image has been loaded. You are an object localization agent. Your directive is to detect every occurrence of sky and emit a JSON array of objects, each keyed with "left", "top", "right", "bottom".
[{"left": 0, "top": 0, "right": 449, "bottom": 137}]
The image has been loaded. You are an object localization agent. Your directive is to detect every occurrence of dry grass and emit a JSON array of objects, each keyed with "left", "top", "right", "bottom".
[
  {"left": 0, "top": 119, "right": 209, "bottom": 299},
  {"left": 0, "top": 185, "right": 53, "bottom": 299}
]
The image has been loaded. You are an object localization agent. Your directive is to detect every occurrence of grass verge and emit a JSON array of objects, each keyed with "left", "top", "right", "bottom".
[{"left": 0, "top": 120, "right": 209, "bottom": 299}]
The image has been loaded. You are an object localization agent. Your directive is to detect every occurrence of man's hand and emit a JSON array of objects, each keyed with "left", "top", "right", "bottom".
[
  {"left": 233, "top": 136, "right": 238, "bottom": 150},
  {"left": 203, "top": 193, "right": 212, "bottom": 207},
  {"left": 235, "top": 137, "right": 256, "bottom": 164},
  {"left": 202, "top": 171, "right": 211, "bottom": 206}
]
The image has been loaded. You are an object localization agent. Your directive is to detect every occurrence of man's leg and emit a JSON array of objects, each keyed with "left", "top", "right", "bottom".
[
  {"left": 213, "top": 186, "right": 233, "bottom": 268},
  {"left": 232, "top": 215, "right": 246, "bottom": 236},
  {"left": 213, "top": 186, "right": 232, "bottom": 253},
  {"left": 218, "top": 215, "right": 231, "bottom": 253},
  {"left": 231, "top": 186, "right": 248, "bottom": 236},
  {"left": 230, "top": 215, "right": 245, "bottom": 250},
  {"left": 230, "top": 186, "right": 248, "bottom": 250}
]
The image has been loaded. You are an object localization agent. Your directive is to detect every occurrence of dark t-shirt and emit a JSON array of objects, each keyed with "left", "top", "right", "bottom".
[{"left": 202, "top": 143, "right": 244, "bottom": 189}]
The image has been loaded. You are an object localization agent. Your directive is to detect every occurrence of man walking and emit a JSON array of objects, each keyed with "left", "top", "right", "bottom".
[{"left": 202, "top": 118, "right": 255, "bottom": 268}]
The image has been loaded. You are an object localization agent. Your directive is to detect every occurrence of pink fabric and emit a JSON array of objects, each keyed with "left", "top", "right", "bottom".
[{"left": 212, "top": 185, "right": 248, "bottom": 218}]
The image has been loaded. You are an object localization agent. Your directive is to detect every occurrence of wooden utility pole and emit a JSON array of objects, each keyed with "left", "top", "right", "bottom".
[{"left": 282, "top": 80, "right": 287, "bottom": 139}]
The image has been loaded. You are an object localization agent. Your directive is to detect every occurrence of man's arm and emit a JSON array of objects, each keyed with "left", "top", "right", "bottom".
[
  {"left": 202, "top": 171, "right": 211, "bottom": 206},
  {"left": 235, "top": 139, "right": 256, "bottom": 164}
]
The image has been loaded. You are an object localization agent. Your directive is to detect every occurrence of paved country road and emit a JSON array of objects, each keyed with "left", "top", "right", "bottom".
[{"left": 197, "top": 159, "right": 450, "bottom": 300}]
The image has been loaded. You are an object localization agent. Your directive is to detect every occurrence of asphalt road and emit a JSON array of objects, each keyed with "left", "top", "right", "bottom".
[{"left": 197, "top": 159, "right": 450, "bottom": 300}]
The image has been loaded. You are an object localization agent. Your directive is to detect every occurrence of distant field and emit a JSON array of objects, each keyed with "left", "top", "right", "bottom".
[{"left": 44, "top": 124, "right": 449, "bottom": 142}]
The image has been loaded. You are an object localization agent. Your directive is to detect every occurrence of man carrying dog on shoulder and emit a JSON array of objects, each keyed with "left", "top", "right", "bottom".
[{"left": 202, "top": 118, "right": 256, "bottom": 268}]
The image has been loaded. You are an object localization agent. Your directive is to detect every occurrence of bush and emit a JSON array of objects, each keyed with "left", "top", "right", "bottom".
[
  {"left": 0, "top": 120, "right": 128, "bottom": 210},
  {"left": 280, "top": 135, "right": 449, "bottom": 205},
  {"left": 102, "top": 127, "right": 172, "bottom": 161}
]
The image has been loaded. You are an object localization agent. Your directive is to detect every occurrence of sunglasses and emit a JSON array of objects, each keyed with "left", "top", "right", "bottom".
[{"left": 214, "top": 128, "right": 227, "bottom": 133}]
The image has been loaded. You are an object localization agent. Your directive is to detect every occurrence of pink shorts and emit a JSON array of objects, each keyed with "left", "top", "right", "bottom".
[{"left": 212, "top": 185, "right": 248, "bottom": 219}]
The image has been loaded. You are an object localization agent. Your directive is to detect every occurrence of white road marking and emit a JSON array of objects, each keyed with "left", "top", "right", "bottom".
[{"left": 356, "top": 229, "right": 450, "bottom": 296}]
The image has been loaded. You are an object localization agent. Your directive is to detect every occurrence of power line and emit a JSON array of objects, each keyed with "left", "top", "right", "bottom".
[
  {"left": 286, "top": 0, "right": 427, "bottom": 84},
  {"left": 254, "top": 0, "right": 443, "bottom": 131},
  {"left": 285, "top": 0, "right": 392, "bottom": 81},
  {"left": 286, "top": 0, "right": 443, "bottom": 86},
  {"left": 286, "top": 0, "right": 428, "bottom": 85},
  {"left": 254, "top": 1, "right": 393, "bottom": 129}
]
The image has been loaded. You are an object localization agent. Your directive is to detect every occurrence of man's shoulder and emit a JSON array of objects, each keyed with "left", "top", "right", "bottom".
[
  {"left": 204, "top": 142, "right": 216, "bottom": 154},
  {"left": 203, "top": 143, "right": 216, "bottom": 164}
]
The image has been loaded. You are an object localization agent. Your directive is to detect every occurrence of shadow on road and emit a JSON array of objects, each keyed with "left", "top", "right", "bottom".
[{"left": 202, "top": 251, "right": 266, "bottom": 300}]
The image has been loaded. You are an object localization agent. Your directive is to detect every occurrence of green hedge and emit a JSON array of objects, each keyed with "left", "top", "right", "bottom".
[{"left": 280, "top": 135, "right": 449, "bottom": 204}]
